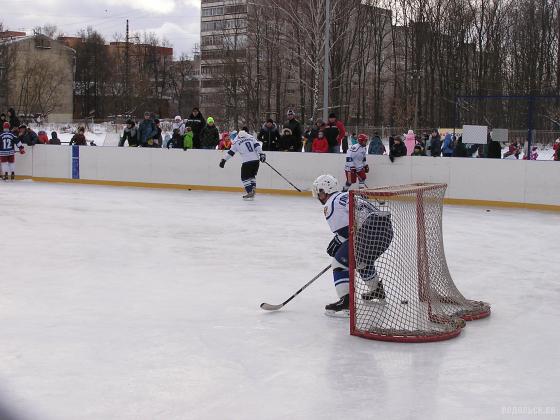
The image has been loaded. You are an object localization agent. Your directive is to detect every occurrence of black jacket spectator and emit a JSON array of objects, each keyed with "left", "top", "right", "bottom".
[
  {"left": 120, "top": 120, "right": 138, "bottom": 147},
  {"left": 258, "top": 120, "right": 281, "bottom": 151},
  {"left": 389, "top": 137, "right": 407, "bottom": 161},
  {"left": 0, "top": 113, "right": 7, "bottom": 127},
  {"left": 18, "top": 126, "right": 38, "bottom": 146},
  {"left": 186, "top": 108, "right": 205, "bottom": 149},
  {"left": 200, "top": 124, "right": 220, "bottom": 149},
  {"left": 49, "top": 131, "right": 61, "bottom": 145},
  {"left": 453, "top": 137, "right": 469, "bottom": 157},
  {"left": 285, "top": 111, "right": 302, "bottom": 152},
  {"left": 7, "top": 108, "right": 20, "bottom": 129},
  {"left": 487, "top": 132, "right": 502, "bottom": 159},
  {"left": 429, "top": 132, "right": 442, "bottom": 157}
]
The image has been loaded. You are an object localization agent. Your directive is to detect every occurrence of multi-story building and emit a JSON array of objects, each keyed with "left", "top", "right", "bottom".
[
  {"left": 0, "top": 32, "right": 75, "bottom": 122},
  {"left": 200, "top": 0, "right": 249, "bottom": 127}
]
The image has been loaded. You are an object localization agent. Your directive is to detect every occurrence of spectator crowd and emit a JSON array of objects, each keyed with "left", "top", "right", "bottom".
[{"left": 2, "top": 105, "right": 560, "bottom": 162}]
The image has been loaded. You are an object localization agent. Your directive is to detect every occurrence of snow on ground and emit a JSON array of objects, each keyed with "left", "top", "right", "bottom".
[{"left": 0, "top": 182, "right": 559, "bottom": 420}]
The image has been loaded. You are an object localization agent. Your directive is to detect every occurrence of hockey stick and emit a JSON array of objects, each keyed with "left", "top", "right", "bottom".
[
  {"left": 264, "top": 161, "right": 302, "bottom": 192},
  {"left": 260, "top": 265, "right": 331, "bottom": 311}
]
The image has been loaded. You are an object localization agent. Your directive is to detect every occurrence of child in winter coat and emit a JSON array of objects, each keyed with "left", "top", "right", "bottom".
[
  {"left": 553, "top": 139, "right": 560, "bottom": 161},
  {"left": 218, "top": 132, "right": 232, "bottom": 150},
  {"left": 411, "top": 144, "right": 426, "bottom": 156},
  {"left": 183, "top": 127, "right": 194, "bottom": 150},
  {"left": 312, "top": 131, "right": 329, "bottom": 153},
  {"left": 37, "top": 130, "right": 49, "bottom": 144},
  {"left": 280, "top": 128, "right": 298, "bottom": 152},
  {"left": 49, "top": 131, "right": 61, "bottom": 145}
]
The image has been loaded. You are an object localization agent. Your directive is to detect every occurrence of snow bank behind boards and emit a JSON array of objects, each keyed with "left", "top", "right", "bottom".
[{"left": 14, "top": 145, "right": 560, "bottom": 209}]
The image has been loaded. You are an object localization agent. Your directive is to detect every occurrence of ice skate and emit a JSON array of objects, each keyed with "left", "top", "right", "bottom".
[
  {"left": 2, "top": 172, "right": 8, "bottom": 181},
  {"left": 361, "top": 281, "right": 386, "bottom": 301},
  {"left": 325, "top": 294, "right": 350, "bottom": 318},
  {"left": 243, "top": 189, "right": 255, "bottom": 200},
  {"left": 10, "top": 172, "right": 15, "bottom": 181}
]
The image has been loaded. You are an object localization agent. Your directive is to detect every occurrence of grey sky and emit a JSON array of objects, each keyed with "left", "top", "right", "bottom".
[{"left": 5, "top": 0, "right": 201, "bottom": 57}]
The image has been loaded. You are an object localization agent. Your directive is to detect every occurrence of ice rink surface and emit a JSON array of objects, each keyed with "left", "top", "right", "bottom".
[{"left": 1, "top": 182, "right": 559, "bottom": 420}]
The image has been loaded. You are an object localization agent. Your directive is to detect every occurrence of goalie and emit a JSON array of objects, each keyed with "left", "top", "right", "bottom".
[{"left": 312, "top": 174, "right": 393, "bottom": 317}]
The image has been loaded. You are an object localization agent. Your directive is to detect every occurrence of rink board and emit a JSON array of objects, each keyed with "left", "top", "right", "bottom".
[{"left": 13, "top": 145, "right": 560, "bottom": 210}]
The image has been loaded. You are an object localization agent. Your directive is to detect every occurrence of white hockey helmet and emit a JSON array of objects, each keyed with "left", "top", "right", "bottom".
[{"left": 312, "top": 174, "right": 339, "bottom": 198}]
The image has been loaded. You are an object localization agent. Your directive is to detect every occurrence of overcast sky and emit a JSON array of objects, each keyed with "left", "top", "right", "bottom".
[{"left": 6, "top": 0, "right": 201, "bottom": 57}]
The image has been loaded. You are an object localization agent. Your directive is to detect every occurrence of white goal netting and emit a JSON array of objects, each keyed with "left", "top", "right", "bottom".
[{"left": 349, "top": 183, "right": 491, "bottom": 342}]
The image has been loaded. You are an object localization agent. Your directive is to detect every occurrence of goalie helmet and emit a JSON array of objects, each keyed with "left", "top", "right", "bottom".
[
  {"left": 312, "top": 174, "right": 339, "bottom": 198},
  {"left": 357, "top": 133, "right": 368, "bottom": 146}
]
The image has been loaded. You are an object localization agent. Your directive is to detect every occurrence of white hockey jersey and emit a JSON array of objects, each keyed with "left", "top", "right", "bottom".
[
  {"left": 323, "top": 192, "right": 350, "bottom": 239},
  {"left": 224, "top": 131, "right": 263, "bottom": 163},
  {"left": 345, "top": 143, "right": 367, "bottom": 171}
]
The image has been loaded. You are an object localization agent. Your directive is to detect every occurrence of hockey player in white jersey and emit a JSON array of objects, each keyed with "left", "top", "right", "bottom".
[
  {"left": 0, "top": 122, "right": 25, "bottom": 180},
  {"left": 219, "top": 127, "right": 266, "bottom": 199},
  {"left": 343, "top": 133, "right": 369, "bottom": 192},
  {"left": 312, "top": 174, "right": 393, "bottom": 317}
]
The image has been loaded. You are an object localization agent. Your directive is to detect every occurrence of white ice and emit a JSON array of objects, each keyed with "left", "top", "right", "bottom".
[{"left": 1, "top": 182, "right": 559, "bottom": 420}]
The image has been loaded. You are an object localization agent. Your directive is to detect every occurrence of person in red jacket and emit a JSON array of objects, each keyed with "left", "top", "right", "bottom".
[
  {"left": 323, "top": 113, "right": 346, "bottom": 153},
  {"left": 312, "top": 131, "right": 329, "bottom": 153}
]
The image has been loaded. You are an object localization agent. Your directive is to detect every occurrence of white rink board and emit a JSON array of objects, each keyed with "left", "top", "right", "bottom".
[
  {"left": 0, "top": 182, "right": 559, "bottom": 420},
  {"left": 14, "top": 145, "right": 560, "bottom": 207}
]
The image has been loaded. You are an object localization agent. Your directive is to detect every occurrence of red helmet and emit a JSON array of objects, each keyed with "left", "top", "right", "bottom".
[
  {"left": 2, "top": 122, "right": 10, "bottom": 129},
  {"left": 357, "top": 133, "right": 368, "bottom": 146}
]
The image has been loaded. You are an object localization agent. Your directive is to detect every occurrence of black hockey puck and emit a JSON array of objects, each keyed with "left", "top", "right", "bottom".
[
  {"left": 486, "top": 209, "right": 491, "bottom": 212},
  {"left": 401, "top": 300, "right": 408, "bottom": 304}
]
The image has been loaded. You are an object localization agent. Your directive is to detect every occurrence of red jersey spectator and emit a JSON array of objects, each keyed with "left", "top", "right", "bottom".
[
  {"left": 323, "top": 113, "right": 346, "bottom": 153},
  {"left": 312, "top": 131, "right": 329, "bottom": 153}
]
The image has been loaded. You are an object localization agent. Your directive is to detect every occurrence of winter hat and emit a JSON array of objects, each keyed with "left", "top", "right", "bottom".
[
  {"left": 287, "top": 109, "right": 295, "bottom": 117},
  {"left": 154, "top": 119, "right": 160, "bottom": 124},
  {"left": 174, "top": 115, "right": 182, "bottom": 122},
  {"left": 144, "top": 111, "right": 151, "bottom": 117},
  {"left": 51, "top": 131, "right": 58, "bottom": 138},
  {"left": 2, "top": 122, "right": 9, "bottom": 129},
  {"left": 207, "top": 117, "right": 215, "bottom": 124},
  {"left": 329, "top": 113, "right": 336, "bottom": 119}
]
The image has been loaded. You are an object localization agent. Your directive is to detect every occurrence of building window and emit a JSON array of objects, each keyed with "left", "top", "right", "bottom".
[
  {"left": 201, "top": 6, "right": 224, "bottom": 17},
  {"left": 201, "top": 21, "right": 224, "bottom": 32},
  {"left": 224, "top": 5, "right": 247, "bottom": 15}
]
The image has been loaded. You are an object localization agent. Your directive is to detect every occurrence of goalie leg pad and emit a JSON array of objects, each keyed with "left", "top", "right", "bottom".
[{"left": 332, "top": 241, "right": 350, "bottom": 298}]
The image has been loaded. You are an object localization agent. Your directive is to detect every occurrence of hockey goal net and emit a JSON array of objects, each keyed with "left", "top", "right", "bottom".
[{"left": 349, "top": 183, "right": 490, "bottom": 342}]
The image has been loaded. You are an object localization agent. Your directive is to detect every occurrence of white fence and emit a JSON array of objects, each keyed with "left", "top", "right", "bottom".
[{"left": 15, "top": 145, "right": 560, "bottom": 209}]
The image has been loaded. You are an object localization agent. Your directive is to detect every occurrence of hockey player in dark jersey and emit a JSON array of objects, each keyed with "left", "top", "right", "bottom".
[
  {"left": 312, "top": 174, "right": 393, "bottom": 317},
  {"left": 219, "top": 128, "right": 266, "bottom": 199},
  {"left": 0, "top": 122, "right": 25, "bottom": 180}
]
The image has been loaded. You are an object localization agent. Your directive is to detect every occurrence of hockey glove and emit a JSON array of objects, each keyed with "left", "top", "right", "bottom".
[
  {"left": 19, "top": 148, "right": 25, "bottom": 155},
  {"left": 259, "top": 153, "right": 266, "bottom": 163},
  {"left": 327, "top": 235, "right": 343, "bottom": 257},
  {"left": 219, "top": 159, "right": 226, "bottom": 168},
  {"left": 364, "top": 164, "right": 369, "bottom": 173}
]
